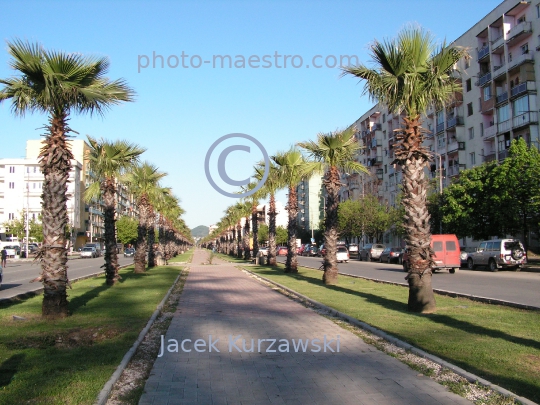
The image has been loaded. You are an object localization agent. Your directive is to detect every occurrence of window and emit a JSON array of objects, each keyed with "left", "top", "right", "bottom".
[
  {"left": 9, "top": 166, "right": 15, "bottom": 173},
  {"left": 467, "top": 102, "right": 473, "bottom": 116},
  {"left": 9, "top": 182, "right": 14, "bottom": 189},
  {"left": 8, "top": 213, "right": 15, "bottom": 220},
  {"left": 480, "top": 123, "right": 484, "bottom": 137},
  {"left": 382, "top": 114, "right": 386, "bottom": 123},
  {"left": 483, "top": 86, "right": 491, "bottom": 101},
  {"left": 433, "top": 241, "right": 443, "bottom": 252},
  {"left": 521, "top": 43, "right": 529, "bottom": 55},
  {"left": 446, "top": 241, "right": 457, "bottom": 251},
  {"left": 468, "top": 127, "right": 475, "bottom": 139},
  {"left": 384, "top": 164, "right": 387, "bottom": 174},
  {"left": 464, "top": 58, "right": 470, "bottom": 69},
  {"left": 466, "top": 78, "right": 471, "bottom": 92},
  {"left": 498, "top": 104, "right": 510, "bottom": 122},
  {"left": 508, "top": 52, "right": 512, "bottom": 62},
  {"left": 470, "top": 152, "right": 476, "bottom": 166},
  {"left": 513, "top": 95, "right": 529, "bottom": 116},
  {"left": 537, "top": 4, "right": 540, "bottom": 18}
]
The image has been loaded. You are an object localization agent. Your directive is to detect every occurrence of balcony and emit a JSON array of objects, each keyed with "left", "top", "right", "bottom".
[
  {"left": 448, "top": 165, "right": 461, "bottom": 177},
  {"left": 483, "top": 124, "right": 497, "bottom": 139},
  {"left": 477, "top": 45, "right": 490, "bottom": 61},
  {"left": 446, "top": 116, "right": 464, "bottom": 129},
  {"left": 496, "top": 91, "right": 508, "bottom": 104},
  {"left": 483, "top": 153, "right": 496, "bottom": 162},
  {"left": 512, "top": 111, "right": 539, "bottom": 129},
  {"left": 497, "top": 119, "right": 511, "bottom": 133},
  {"left": 491, "top": 35, "right": 504, "bottom": 53},
  {"left": 508, "top": 52, "right": 534, "bottom": 71},
  {"left": 447, "top": 141, "right": 458, "bottom": 153},
  {"left": 498, "top": 149, "right": 509, "bottom": 161},
  {"left": 476, "top": 72, "right": 492, "bottom": 87},
  {"left": 492, "top": 63, "right": 506, "bottom": 79},
  {"left": 436, "top": 122, "right": 445, "bottom": 133},
  {"left": 510, "top": 81, "right": 536, "bottom": 98},
  {"left": 506, "top": 21, "right": 532, "bottom": 45}
]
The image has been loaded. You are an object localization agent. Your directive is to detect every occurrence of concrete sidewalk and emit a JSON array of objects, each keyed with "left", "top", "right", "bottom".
[{"left": 139, "top": 250, "right": 472, "bottom": 405}]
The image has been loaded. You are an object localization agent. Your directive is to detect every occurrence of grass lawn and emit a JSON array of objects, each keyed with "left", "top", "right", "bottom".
[
  {"left": 0, "top": 264, "right": 182, "bottom": 405},
  {"left": 238, "top": 260, "right": 540, "bottom": 403},
  {"left": 168, "top": 248, "right": 194, "bottom": 263}
]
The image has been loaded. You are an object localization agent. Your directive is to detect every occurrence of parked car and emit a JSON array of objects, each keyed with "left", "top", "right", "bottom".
[
  {"left": 460, "top": 247, "right": 476, "bottom": 267},
  {"left": 4, "top": 245, "right": 20, "bottom": 258},
  {"left": 80, "top": 246, "right": 98, "bottom": 258},
  {"left": 307, "top": 245, "right": 319, "bottom": 256},
  {"left": 402, "top": 234, "right": 461, "bottom": 274},
  {"left": 84, "top": 243, "right": 102, "bottom": 256},
  {"left": 336, "top": 246, "right": 349, "bottom": 263},
  {"left": 297, "top": 244, "right": 306, "bottom": 255},
  {"left": 258, "top": 247, "right": 268, "bottom": 256},
  {"left": 379, "top": 247, "right": 403, "bottom": 264},
  {"left": 124, "top": 248, "right": 135, "bottom": 258},
  {"left": 277, "top": 246, "right": 288, "bottom": 256},
  {"left": 467, "top": 239, "right": 526, "bottom": 272},
  {"left": 348, "top": 244, "right": 359, "bottom": 255},
  {"left": 359, "top": 244, "right": 386, "bottom": 261},
  {"left": 318, "top": 244, "right": 326, "bottom": 257}
]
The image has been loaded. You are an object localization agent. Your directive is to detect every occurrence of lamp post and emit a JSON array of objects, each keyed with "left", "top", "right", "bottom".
[{"left": 25, "top": 167, "right": 29, "bottom": 258}]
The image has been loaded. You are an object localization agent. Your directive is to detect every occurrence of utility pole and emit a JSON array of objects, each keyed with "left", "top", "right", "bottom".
[{"left": 25, "top": 167, "right": 29, "bottom": 257}]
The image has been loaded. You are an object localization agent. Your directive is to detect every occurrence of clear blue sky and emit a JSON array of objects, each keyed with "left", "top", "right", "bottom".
[{"left": 0, "top": 0, "right": 502, "bottom": 229}]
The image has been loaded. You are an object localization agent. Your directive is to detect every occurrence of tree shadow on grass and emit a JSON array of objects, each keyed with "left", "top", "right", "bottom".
[
  {"left": 69, "top": 283, "right": 112, "bottom": 313},
  {"left": 0, "top": 353, "right": 25, "bottom": 388}
]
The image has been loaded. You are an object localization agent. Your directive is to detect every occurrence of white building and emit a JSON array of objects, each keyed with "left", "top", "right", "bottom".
[
  {"left": 296, "top": 176, "right": 324, "bottom": 232},
  {"left": 0, "top": 158, "right": 81, "bottom": 240}
]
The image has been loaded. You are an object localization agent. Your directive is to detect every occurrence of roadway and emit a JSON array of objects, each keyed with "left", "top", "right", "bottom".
[
  {"left": 277, "top": 254, "right": 540, "bottom": 308},
  {"left": 0, "top": 255, "right": 134, "bottom": 301}
]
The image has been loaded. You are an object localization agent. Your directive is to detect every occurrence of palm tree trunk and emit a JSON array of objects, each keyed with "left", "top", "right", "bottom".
[
  {"left": 237, "top": 224, "right": 242, "bottom": 258},
  {"left": 134, "top": 195, "right": 150, "bottom": 273},
  {"left": 102, "top": 180, "right": 120, "bottom": 285},
  {"left": 252, "top": 205, "right": 259, "bottom": 258},
  {"left": 268, "top": 194, "right": 277, "bottom": 266},
  {"left": 147, "top": 210, "right": 156, "bottom": 268},
  {"left": 398, "top": 116, "right": 436, "bottom": 313},
  {"left": 244, "top": 216, "right": 251, "bottom": 260},
  {"left": 285, "top": 186, "right": 298, "bottom": 273},
  {"left": 39, "top": 114, "right": 73, "bottom": 319},
  {"left": 323, "top": 167, "right": 340, "bottom": 285}
]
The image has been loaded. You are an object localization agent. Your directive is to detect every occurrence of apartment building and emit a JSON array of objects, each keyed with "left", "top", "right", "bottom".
[
  {"left": 0, "top": 158, "right": 81, "bottom": 243},
  {"left": 296, "top": 176, "right": 325, "bottom": 233},
  {"left": 341, "top": 0, "right": 540, "bottom": 246}
]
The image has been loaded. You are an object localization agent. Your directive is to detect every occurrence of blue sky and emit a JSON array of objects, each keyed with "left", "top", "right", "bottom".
[{"left": 0, "top": 0, "right": 502, "bottom": 229}]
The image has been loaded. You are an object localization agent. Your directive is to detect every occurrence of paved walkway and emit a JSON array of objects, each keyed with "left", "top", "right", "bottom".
[{"left": 139, "top": 250, "right": 472, "bottom": 405}]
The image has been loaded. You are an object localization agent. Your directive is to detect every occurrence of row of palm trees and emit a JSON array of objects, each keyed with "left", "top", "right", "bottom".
[
  {"left": 203, "top": 26, "right": 467, "bottom": 313},
  {"left": 0, "top": 39, "right": 192, "bottom": 319}
]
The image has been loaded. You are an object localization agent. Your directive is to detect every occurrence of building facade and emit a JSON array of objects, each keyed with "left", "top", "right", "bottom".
[
  {"left": 341, "top": 0, "right": 540, "bottom": 246},
  {"left": 296, "top": 176, "right": 325, "bottom": 233}
]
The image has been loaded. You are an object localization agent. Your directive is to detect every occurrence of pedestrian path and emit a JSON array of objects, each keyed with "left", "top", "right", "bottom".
[{"left": 139, "top": 249, "right": 472, "bottom": 405}]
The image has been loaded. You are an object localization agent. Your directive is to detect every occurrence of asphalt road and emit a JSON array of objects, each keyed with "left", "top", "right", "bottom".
[
  {"left": 0, "top": 255, "right": 134, "bottom": 301},
  {"left": 277, "top": 254, "right": 540, "bottom": 308}
]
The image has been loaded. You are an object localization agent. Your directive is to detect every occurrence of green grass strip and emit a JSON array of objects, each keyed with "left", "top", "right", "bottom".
[
  {"left": 0, "top": 265, "right": 182, "bottom": 405},
  {"left": 168, "top": 248, "right": 194, "bottom": 263},
  {"left": 241, "top": 261, "right": 540, "bottom": 403}
]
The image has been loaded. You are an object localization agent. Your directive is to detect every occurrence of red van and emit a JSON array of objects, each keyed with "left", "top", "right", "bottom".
[{"left": 402, "top": 234, "right": 461, "bottom": 274}]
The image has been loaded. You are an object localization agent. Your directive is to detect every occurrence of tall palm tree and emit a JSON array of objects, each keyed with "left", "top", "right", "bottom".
[
  {"left": 0, "top": 40, "right": 134, "bottom": 318},
  {"left": 272, "top": 149, "right": 318, "bottom": 273},
  {"left": 254, "top": 161, "right": 282, "bottom": 266},
  {"left": 342, "top": 26, "right": 467, "bottom": 313},
  {"left": 298, "top": 128, "right": 368, "bottom": 285},
  {"left": 85, "top": 136, "right": 145, "bottom": 285},
  {"left": 124, "top": 162, "right": 167, "bottom": 273}
]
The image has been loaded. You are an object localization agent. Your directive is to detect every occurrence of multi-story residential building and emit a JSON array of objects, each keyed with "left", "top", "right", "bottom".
[
  {"left": 296, "top": 176, "right": 325, "bottom": 234},
  {"left": 0, "top": 158, "right": 81, "bottom": 245},
  {"left": 342, "top": 0, "right": 540, "bottom": 246}
]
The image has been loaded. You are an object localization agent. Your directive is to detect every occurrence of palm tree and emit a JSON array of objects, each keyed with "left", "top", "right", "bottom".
[
  {"left": 254, "top": 161, "right": 282, "bottom": 266},
  {"left": 124, "top": 162, "right": 167, "bottom": 273},
  {"left": 272, "top": 149, "right": 318, "bottom": 273},
  {"left": 298, "top": 128, "right": 368, "bottom": 285},
  {"left": 85, "top": 136, "right": 145, "bottom": 285},
  {"left": 0, "top": 40, "right": 134, "bottom": 318},
  {"left": 342, "top": 26, "right": 467, "bottom": 313}
]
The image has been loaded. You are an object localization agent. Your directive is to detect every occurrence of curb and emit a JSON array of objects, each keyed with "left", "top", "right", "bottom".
[
  {"left": 242, "top": 267, "right": 538, "bottom": 405},
  {"left": 95, "top": 268, "right": 186, "bottom": 405},
  {"left": 299, "top": 263, "right": 540, "bottom": 311},
  {"left": 0, "top": 263, "right": 132, "bottom": 305}
]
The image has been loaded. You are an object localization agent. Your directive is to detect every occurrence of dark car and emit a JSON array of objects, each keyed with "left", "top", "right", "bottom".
[
  {"left": 379, "top": 247, "right": 403, "bottom": 264},
  {"left": 124, "top": 248, "right": 135, "bottom": 258},
  {"left": 460, "top": 247, "right": 476, "bottom": 267}
]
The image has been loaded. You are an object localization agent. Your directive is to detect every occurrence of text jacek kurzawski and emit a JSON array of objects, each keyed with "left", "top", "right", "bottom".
[{"left": 158, "top": 335, "right": 340, "bottom": 357}]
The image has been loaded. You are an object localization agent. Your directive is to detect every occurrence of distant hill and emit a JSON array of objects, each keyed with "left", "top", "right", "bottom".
[{"left": 191, "top": 225, "right": 209, "bottom": 238}]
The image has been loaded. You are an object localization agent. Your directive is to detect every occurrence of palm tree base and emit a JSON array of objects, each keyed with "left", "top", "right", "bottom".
[
  {"left": 407, "top": 273, "right": 436, "bottom": 313},
  {"left": 323, "top": 268, "right": 338, "bottom": 285},
  {"left": 42, "top": 294, "right": 69, "bottom": 319}
]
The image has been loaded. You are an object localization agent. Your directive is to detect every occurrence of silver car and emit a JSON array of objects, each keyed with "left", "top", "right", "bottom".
[
  {"left": 467, "top": 239, "right": 526, "bottom": 272},
  {"left": 359, "top": 244, "right": 386, "bottom": 261},
  {"left": 80, "top": 246, "right": 98, "bottom": 259}
]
